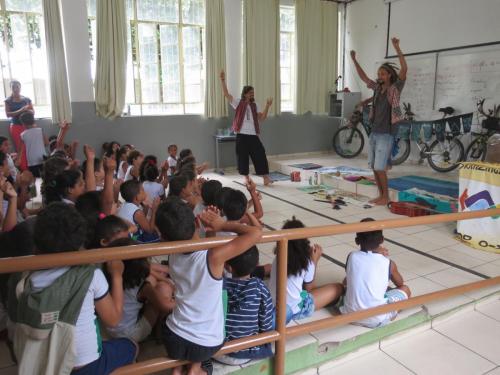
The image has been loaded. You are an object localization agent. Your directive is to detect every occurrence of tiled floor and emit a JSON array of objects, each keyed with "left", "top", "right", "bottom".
[{"left": 1, "top": 152, "right": 499, "bottom": 374}]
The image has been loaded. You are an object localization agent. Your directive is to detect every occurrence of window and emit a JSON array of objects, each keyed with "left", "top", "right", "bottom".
[
  {"left": 0, "top": 0, "right": 50, "bottom": 118},
  {"left": 279, "top": 5, "right": 295, "bottom": 112},
  {"left": 88, "top": 0, "right": 205, "bottom": 116}
]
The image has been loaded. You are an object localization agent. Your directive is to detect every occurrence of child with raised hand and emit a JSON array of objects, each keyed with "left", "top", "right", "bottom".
[
  {"left": 216, "top": 245, "right": 274, "bottom": 366},
  {"left": 103, "top": 237, "right": 176, "bottom": 344},
  {"left": 155, "top": 197, "right": 262, "bottom": 375},
  {"left": 269, "top": 217, "right": 344, "bottom": 324},
  {"left": 340, "top": 218, "right": 411, "bottom": 328},
  {"left": 12, "top": 203, "right": 137, "bottom": 374},
  {"left": 118, "top": 180, "right": 160, "bottom": 243}
]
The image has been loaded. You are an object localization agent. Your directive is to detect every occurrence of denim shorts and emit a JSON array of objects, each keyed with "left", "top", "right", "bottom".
[
  {"left": 368, "top": 133, "right": 394, "bottom": 171},
  {"left": 286, "top": 291, "right": 315, "bottom": 324}
]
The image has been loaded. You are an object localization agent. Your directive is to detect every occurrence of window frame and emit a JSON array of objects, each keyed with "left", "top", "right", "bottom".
[
  {"left": 0, "top": 0, "right": 51, "bottom": 119},
  {"left": 88, "top": 0, "right": 206, "bottom": 117}
]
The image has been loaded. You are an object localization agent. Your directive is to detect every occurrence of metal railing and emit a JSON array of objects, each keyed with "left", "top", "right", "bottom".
[{"left": 1, "top": 208, "right": 499, "bottom": 375}]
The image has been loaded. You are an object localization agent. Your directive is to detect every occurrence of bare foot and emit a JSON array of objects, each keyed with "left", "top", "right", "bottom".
[
  {"left": 375, "top": 197, "right": 389, "bottom": 206},
  {"left": 263, "top": 176, "right": 273, "bottom": 186},
  {"left": 369, "top": 196, "right": 381, "bottom": 204}
]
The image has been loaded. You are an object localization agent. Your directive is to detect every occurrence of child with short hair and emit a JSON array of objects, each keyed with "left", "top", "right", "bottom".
[
  {"left": 155, "top": 197, "right": 261, "bottom": 375},
  {"left": 19, "top": 111, "right": 48, "bottom": 177},
  {"left": 118, "top": 180, "right": 159, "bottom": 243},
  {"left": 142, "top": 162, "right": 166, "bottom": 202},
  {"left": 0, "top": 136, "right": 18, "bottom": 181},
  {"left": 216, "top": 245, "right": 274, "bottom": 365},
  {"left": 270, "top": 217, "right": 344, "bottom": 324},
  {"left": 340, "top": 218, "right": 411, "bottom": 328},
  {"left": 166, "top": 144, "right": 178, "bottom": 177},
  {"left": 11, "top": 203, "right": 137, "bottom": 374}
]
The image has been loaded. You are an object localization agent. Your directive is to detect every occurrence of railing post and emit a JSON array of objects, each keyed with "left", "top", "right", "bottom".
[{"left": 275, "top": 239, "right": 288, "bottom": 375}]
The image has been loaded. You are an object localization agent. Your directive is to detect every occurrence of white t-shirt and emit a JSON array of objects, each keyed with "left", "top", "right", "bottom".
[
  {"left": 167, "top": 250, "right": 224, "bottom": 346},
  {"left": 230, "top": 99, "right": 260, "bottom": 135},
  {"left": 30, "top": 267, "right": 109, "bottom": 367},
  {"left": 20, "top": 127, "right": 46, "bottom": 166},
  {"left": 167, "top": 156, "right": 177, "bottom": 176},
  {"left": 340, "top": 250, "right": 391, "bottom": 327},
  {"left": 107, "top": 285, "right": 143, "bottom": 338},
  {"left": 6, "top": 154, "right": 17, "bottom": 180},
  {"left": 143, "top": 181, "right": 165, "bottom": 201},
  {"left": 124, "top": 165, "right": 135, "bottom": 182},
  {"left": 270, "top": 258, "right": 315, "bottom": 314},
  {"left": 117, "top": 202, "right": 140, "bottom": 228},
  {"left": 117, "top": 161, "right": 127, "bottom": 180}
]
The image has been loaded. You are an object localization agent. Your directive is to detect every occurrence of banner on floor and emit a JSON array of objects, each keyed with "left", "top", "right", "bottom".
[{"left": 457, "top": 162, "right": 500, "bottom": 253}]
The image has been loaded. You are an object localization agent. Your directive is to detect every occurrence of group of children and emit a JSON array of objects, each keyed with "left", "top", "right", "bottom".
[{"left": 0, "top": 129, "right": 411, "bottom": 375}]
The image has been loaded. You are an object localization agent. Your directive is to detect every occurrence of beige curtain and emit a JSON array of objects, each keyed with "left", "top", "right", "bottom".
[
  {"left": 94, "top": 0, "right": 127, "bottom": 119},
  {"left": 204, "top": 0, "right": 227, "bottom": 118},
  {"left": 296, "top": 0, "right": 337, "bottom": 114},
  {"left": 43, "top": 0, "right": 72, "bottom": 123},
  {"left": 243, "top": 0, "right": 280, "bottom": 115}
]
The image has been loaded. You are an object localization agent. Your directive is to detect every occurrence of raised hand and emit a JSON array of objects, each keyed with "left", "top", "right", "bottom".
[
  {"left": 2, "top": 181, "right": 17, "bottom": 199},
  {"left": 266, "top": 98, "right": 273, "bottom": 107},
  {"left": 199, "top": 208, "right": 224, "bottom": 232},
  {"left": 391, "top": 37, "right": 400, "bottom": 48},
  {"left": 104, "top": 156, "right": 117, "bottom": 173},
  {"left": 59, "top": 120, "right": 70, "bottom": 130},
  {"left": 84, "top": 144, "right": 95, "bottom": 160},
  {"left": 220, "top": 70, "right": 226, "bottom": 81},
  {"left": 350, "top": 50, "right": 356, "bottom": 60}
]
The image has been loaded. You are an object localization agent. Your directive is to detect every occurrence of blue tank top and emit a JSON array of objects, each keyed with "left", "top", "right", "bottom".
[{"left": 4, "top": 96, "right": 31, "bottom": 124}]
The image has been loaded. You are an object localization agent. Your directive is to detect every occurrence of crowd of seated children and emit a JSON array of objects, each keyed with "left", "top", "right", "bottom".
[
  {"left": 0, "top": 129, "right": 415, "bottom": 375},
  {"left": 340, "top": 218, "right": 411, "bottom": 327}
]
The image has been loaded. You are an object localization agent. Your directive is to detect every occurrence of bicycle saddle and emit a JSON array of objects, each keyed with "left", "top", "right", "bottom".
[{"left": 438, "top": 106, "right": 454, "bottom": 115}]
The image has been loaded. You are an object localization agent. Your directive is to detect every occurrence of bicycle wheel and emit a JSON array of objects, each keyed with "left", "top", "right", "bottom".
[
  {"left": 427, "top": 138, "right": 465, "bottom": 172},
  {"left": 332, "top": 126, "right": 365, "bottom": 158},
  {"left": 391, "top": 138, "right": 411, "bottom": 166},
  {"left": 464, "top": 136, "right": 487, "bottom": 162}
]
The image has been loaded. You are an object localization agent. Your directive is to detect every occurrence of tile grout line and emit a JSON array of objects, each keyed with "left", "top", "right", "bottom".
[
  {"left": 431, "top": 328, "right": 499, "bottom": 367},
  {"left": 377, "top": 347, "right": 419, "bottom": 375},
  {"left": 234, "top": 181, "right": 490, "bottom": 280}
]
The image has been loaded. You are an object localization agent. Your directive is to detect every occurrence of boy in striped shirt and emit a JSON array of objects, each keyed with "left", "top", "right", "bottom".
[{"left": 217, "top": 245, "right": 275, "bottom": 365}]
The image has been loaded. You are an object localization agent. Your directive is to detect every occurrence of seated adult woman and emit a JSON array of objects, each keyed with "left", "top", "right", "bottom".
[{"left": 4, "top": 80, "right": 33, "bottom": 171}]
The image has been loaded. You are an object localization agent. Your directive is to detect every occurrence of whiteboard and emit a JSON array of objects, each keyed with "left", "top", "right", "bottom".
[
  {"left": 435, "top": 49, "right": 500, "bottom": 113},
  {"left": 389, "top": 0, "right": 500, "bottom": 56},
  {"left": 375, "top": 55, "right": 436, "bottom": 120}
]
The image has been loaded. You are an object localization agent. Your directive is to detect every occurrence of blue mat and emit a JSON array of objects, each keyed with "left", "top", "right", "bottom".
[
  {"left": 268, "top": 171, "right": 290, "bottom": 181},
  {"left": 388, "top": 175, "right": 458, "bottom": 198}
]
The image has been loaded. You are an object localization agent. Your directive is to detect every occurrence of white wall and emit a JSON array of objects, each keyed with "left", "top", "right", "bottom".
[{"left": 344, "top": 0, "right": 387, "bottom": 100}]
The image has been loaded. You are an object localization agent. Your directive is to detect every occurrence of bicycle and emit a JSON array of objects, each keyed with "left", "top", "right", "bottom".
[
  {"left": 464, "top": 99, "right": 500, "bottom": 162},
  {"left": 331, "top": 105, "right": 410, "bottom": 165},
  {"left": 397, "top": 105, "right": 467, "bottom": 173},
  {"left": 332, "top": 104, "right": 467, "bottom": 172}
]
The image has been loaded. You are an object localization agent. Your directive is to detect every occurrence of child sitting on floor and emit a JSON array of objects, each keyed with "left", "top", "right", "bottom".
[
  {"left": 155, "top": 197, "right": 261, "bottom": 375},
  {"left": 103, "top": 237, "right": 175, "bottom": 344},
  {"left": 117, "top": 180, "right": 159, "bottom": 243},
  {"left": 270, "top": 217, "right": 344, "bottom": 324},
  {"left": 11, "top": 203, "right": 137, "bottom": 374},
  {"left": 340, "top": 218, "right": 411, "bottom": 328},
  {"left": 216, "top": 245, "right": 274, "bottom": 366}
]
